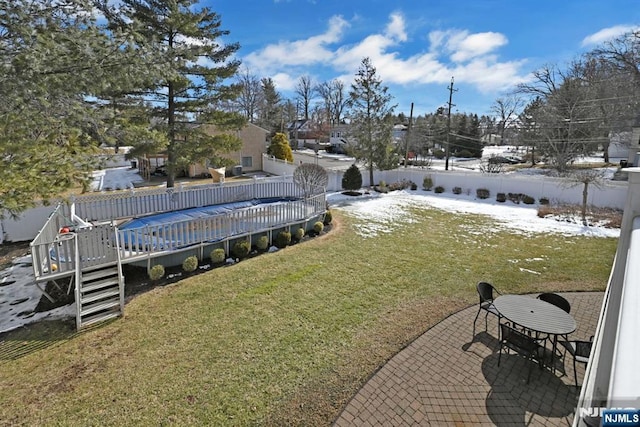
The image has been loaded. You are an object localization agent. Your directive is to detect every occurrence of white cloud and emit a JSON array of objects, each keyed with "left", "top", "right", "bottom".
[
  {"left": 447, "top": 31, "right": 508, "bottom": 62},
  {"left": 332, "top": 22, "right": 525, "bottom": 92},
  {"left": 385, "top": 12, "right": 408, "bottom": 42},
  {"left": 271, "top": 72, "right": 297, "bottom": 91},
  {"left": 242, "top": 13, "right": 528, "bottom": 96},
  {"left": 582, "top": 25, "right": 639, "bottom": 46},
  {"left": 244, "top": 15, "right": 349, "bottom": 69}
]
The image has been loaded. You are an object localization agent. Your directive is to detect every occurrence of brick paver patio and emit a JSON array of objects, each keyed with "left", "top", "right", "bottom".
[{"left": 334, "top": 292, "right": 602, "bottom": 426}]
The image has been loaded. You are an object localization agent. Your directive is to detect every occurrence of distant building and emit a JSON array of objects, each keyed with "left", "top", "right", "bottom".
[{"left": 188, "top": 122, "right": 270, "bottom": 177}]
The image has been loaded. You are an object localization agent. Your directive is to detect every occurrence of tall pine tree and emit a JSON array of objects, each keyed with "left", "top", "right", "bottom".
[
  {"left": 347, "top": 57, "right": 397, "bottom": 186},
  {"left": 112, "top": 0, "right": 245, "bottom": 187}
]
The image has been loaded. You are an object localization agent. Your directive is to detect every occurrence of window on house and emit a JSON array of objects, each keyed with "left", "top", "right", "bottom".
[{"left": 241, "top": 156, "right": 252, "bottom": 167}]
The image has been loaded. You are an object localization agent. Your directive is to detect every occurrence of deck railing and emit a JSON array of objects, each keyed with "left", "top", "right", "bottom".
[
  {"left": 70, "top": 176, "right": 302, "bottom": 222},
  {"left": 574, "top": 168, "right": 640, "bottom": 426},
  {"left": 30, "top": 204, "right": 77, "bottom": 279},
  {"left": 118, "top": 193, "right": 325, "bottom": 260}
]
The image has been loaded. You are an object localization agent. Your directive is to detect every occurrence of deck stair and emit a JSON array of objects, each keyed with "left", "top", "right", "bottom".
[{"left": 75, "top": 263, "right": 124, "bottom": 329}]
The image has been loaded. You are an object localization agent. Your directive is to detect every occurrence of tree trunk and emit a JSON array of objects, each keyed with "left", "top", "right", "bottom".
[{"left": 582, "top": 181, "right": 589, "bottom": 226}]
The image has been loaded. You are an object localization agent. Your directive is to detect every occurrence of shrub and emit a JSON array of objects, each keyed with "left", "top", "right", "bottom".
[
  {"left": 434, "top": 186, "right": 445, "bottom": 193},
  {"left": 313, "top": 221, "right": 324, "bottom": 234},
  {"left": 496, "top": 193, "right": 507, "bottom": 203},
  {"left": 232, "top": 240, "right": 251, "bottom": 259},
  {"left": 148, "top": 264, "right": 165, "bottom": 281},
  {"left": 294, "top": 227, "right": 305, "bottom": 241},
  {"left": 323, "top": 210, "right": 333, "bottom": 225},
  {"left": 342, "top": 164, "right": 363, "bottom": 191},
  {"left": 410, "top": 181, "right": 417, "bottom": 190},
  {"left": 452, "top": 186, "right": 462, "bottom": 195},
  {"left": 476, "top": 188, "right": 490, "bottom": 199},
  {"left": 256, "top": 235, "right": 269, "bottom": 251},
  {"left": 210, "top": 248, "right": 226, "bottom": 264},
  {"left": 522, "top": 195, "right": 535, "bottom": 205},
  {"left": 378, "top": 180, "right": 386, "bottom": 188},
  {"left": 182, "top": 255, "right": 198, "bottom": 273},
  {"left": 423, "top": 176, "right": 433, "bottom": 191},
  {"left": 275, "top": 230, "right": 291, "bottom": 248},
  {"left": 508, "top": 193, "right": 522, "bottom": 204},
  {"left": 433, "top": 148, "right": 445, "bottom": 159},
  {"left": 539, "top": 197, "right": 550, "bottom": 205},
  {"left": 457, "top": 149, "right": 472, "bottom": 158}
]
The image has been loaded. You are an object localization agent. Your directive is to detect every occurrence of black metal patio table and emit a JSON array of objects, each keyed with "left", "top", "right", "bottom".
[{"left": 493, "top": 294, "right": 577, "bottom": 369}]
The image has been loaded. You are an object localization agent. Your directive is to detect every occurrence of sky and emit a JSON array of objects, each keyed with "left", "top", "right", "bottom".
[
  {"left": 205, "top": 0, "right": 640, "bottom": 117},
  {"left": 0, "top": 179, "right": 619, "bottom": 334}
]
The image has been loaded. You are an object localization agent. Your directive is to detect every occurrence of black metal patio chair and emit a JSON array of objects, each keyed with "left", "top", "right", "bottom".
[
  {"left": 498, "top": 322, "right": 547, "bottom": 383},
  {"left": 537, "top": 292, "right": 571, "bottom": 314},
  {"left": 473, "top": 281, "right": 501, "bottom": 335},
  {"left": 560, "top": 336, "right": 594, "bottom": 386}
]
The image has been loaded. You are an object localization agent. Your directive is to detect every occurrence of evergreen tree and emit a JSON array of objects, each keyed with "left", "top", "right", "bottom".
[
  {"left": 347, "top": 57, "right": 397, "bottom": 186},
  {"left": 0, "top": 0, "right": 157, "bottom": 216},
  {"left": 112, "top": 0, "right": 245, "bottom": 187},
  {"left": 258, "top": 77, "right": 282, "bottom": 133},
  {"left": 268, "top": 132, "right": 293, "bottom": 162},
  {"left": 342, "top": 164, "right": 363, "bottom": 192}
]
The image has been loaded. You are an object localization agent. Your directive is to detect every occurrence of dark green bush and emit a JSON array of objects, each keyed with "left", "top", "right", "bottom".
[
  {"left": 456, "top": 149, "right": 472, "bottom": 158},
  {"left": 232, "top": 240, "right": 251, "bottom": 259},
  {"left": 410, "top": 181, "right": 417, "bottom": 190},
  {"left": 539, "top": 197, "right": 550, "bottom": 205},
  {"left": 434, "top": 186, "right": 445, "bottom": 193},
  {"left": 433, "top": 148, "right": 445, "bottom": 159},
  {"left": 275, "top": 231, "right": 291, "bottom": 248},
  {"left": 342, "top": 164, "right": 363, "bottom": 191},
  {"left": 256, "top": 236, "right": 269, "bottom": 251},
  {"left": 313, "top": 221, "right": 324, "bottom": 233},
  {"left": 496, "top": 193, "right": 507, "bottom": 203},
  {"left": 210, "top": 248, "right": 226, "bottom": 263},
  {"left": 323, "top": 210, "right": 333, "bottom": 225},
  {"left": 522, "top": 195, "right": 535, "bottom": 205},
  {"left": 423, "top": 176, "right": 433, "bottom": 190},
  {"left": 476, "top": 188, "right": 490, "bottom": 199},
  {"left": 452, "top": 186, "right": 462, "bottom": 195},
  {"left": 508, "top": 193, "right": 522, "bottom": 203},
  {"left": 182, "top": 255, "right": 198, "bottom": 273},
  {"left": 294, "top": 227, "right": 305, "bottom": 240},
  {"left": 148, "top": 264, "right": 165, "bottom": 281}
]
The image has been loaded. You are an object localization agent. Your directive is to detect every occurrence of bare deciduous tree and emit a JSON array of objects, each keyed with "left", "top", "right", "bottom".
[
  {"left": 295, "top": 75, "right": 315, "bottom": 120},
  {"left": 236, "top": 67, "right": 262, "bottom": 123},
  {"left": 293, "top": 163, "right": 328, "bottom": 198},
  {"left": 564, "top": 168, "right": 608, "bottom": 226},
  {"left": 490, "top": 93, "right": 525, "bottom": 145}
]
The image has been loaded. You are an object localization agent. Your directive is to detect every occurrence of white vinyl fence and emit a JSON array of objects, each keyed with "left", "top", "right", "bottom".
[{"left": 263, "top": 155, "right": 627, "bottom": 210}]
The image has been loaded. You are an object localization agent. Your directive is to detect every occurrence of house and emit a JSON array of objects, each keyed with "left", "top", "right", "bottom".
[
  {"left": 328, "top": 123, "right": 352, "bottom": 153},
  {"left": 286, "top": 119, "right": 315, "bottom": 149},
  {"left": 188, "top": 122, "right": 270, "bottom": 177}
]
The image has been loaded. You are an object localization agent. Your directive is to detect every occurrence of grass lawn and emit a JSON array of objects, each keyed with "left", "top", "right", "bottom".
[{"left": 0, "top": 207, "right": 617, "bottom": 425}]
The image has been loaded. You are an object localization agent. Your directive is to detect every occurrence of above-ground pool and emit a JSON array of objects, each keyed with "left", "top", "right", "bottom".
[{"left": 118, "top": 197, "right": 305, "bottom": 252}]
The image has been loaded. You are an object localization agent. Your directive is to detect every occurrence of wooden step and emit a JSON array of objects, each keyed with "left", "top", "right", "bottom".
[
  {"left": 80, "top": 310, "right": 121, "bottom": 328},
  {"left": 80, "top": 299, "right": 120, "bottom": 317},
  {"left": 81, "top": 276, "right": 119, "bottom": 293},
  {"left": 81, "top": 288, "right": 120, "bottom": 304},
  {"left": 82, "top": 267, "right": 119, "bottom": 283}
]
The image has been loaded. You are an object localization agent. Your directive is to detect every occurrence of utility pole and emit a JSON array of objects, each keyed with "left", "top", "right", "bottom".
[
  {"left": 445, "top": 77, "right": 457, "bottom": 171},
  {"left": 404, "top": 102, "right": 414, "bottom": 168}
]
